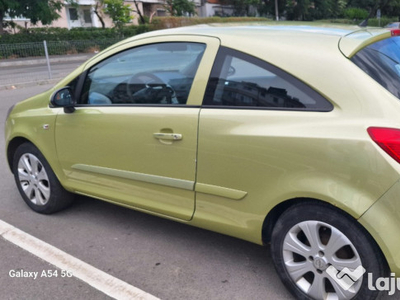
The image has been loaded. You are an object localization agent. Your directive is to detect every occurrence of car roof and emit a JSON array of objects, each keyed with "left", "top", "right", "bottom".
[{"left": 126, "top": 24, "right": 393, "bottom": 58}]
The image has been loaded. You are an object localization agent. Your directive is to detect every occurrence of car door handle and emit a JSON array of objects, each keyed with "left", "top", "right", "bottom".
[{"left": 153, "top": 133, "right": 182, "bottom": 141}]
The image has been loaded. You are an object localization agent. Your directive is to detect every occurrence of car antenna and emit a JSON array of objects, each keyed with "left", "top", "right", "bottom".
[{"left": 359, "top": 17, "right": 369, "bottom": 27}]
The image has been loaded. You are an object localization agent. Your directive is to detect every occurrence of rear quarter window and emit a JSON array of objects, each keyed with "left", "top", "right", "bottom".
[{"left": 203, "top": 47, "right": 333, "bottom": 111}]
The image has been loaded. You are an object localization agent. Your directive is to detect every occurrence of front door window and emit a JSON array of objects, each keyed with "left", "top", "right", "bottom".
[{"left": 80, "top": 43, "right": 206, "bottom": 106}]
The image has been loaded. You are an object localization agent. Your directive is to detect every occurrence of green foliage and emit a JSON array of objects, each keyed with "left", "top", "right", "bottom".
[
  {"left": 346, "top": 0, "right": 375, "bottom": 15},
  {"left": 104, "top": 0, "right": 133, "bottom": 30},
  {"left": 285, "top": 0, "right": 366, "bottom": 21},
  {"left": 286, "top": 0, "right": 311, "bottom": 20},
  {"left": 257, "top": 0, "right": 286, "bottom": 17},
  {"left": 331, "top": 0, "right": 347, "bottom": 18},
  {"left": 368, "top": 16, "right": 399, "bottom": 26},
  {"left": 309, "top": 0, "right": 347, "bottom": 19},
  {"left": 0, "top": 0, "right": 64, "bottom": 34},
  {"left": 5, "top": 0, "right": 63, "bottom": 25},
  {"left": 346, "top": 0, "right": 400, "bottom": 19},
  {"left": 22, "top": 0, "right": 63, "bottom": 25},
  {"left": 0, "top": 0, "right": 19, "bottom": 12},
  {"left": 311, "top": 0, "right": 333, "bottom": 19},
  {"left": 382, "top": 0, "right": 400, "bottom": 17},
  {"left": 344, "top": 7, "right": 369, "bottom": 20},
  {"left": 164, "top": 0, "right": 197, "bottom": 17},
  {"left": 0, "top": 25, "right": 150, "bottom": 44},
  {"left": 0, "top": 39, "right": 123, "bottom": 59}
]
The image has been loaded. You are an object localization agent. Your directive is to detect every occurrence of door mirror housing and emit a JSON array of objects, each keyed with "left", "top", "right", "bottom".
[{"left": 50, "top": 87, "right": 76, "bottom": 113}]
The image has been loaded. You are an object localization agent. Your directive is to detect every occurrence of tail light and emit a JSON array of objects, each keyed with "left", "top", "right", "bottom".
[
  {"left": 368, "top": 127, "right": 400, "bottom": 164},
  {"left": 391, "top": 29, "right": 400, "bottom": 36}
]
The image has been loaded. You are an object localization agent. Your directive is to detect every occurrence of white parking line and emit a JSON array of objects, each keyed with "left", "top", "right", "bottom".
[{"left": 0, "top": 219, "right": 159, "bottom": 300}]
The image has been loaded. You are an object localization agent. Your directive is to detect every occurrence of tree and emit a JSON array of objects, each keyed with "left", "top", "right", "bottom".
[
  {"left": 258, "top": 0, "right": 285, "bottom": 18},
  {"left": 312, "top": 0, "right": 333, "bottom": 19},
  {"left": 310, "top": 0, "right": 346, "bottom": 19},
  {"left": 132, "top": 0, "right": 146, "bottom": 25},
  {"left": 0, "top": 0, "right": 17, "bottom": 34},
  {"left": 285, "top": 0, "right": 311, "bottom": 20},
  {"left": 383, "top": 0, "right": 400, "bottom": 17},
  {"left": 369, "top": 0, "right": 399, "bottom": 18},
  {"left": 104, "top": 0, "right": 133, "bottom": 30},
  {"left": 164, "top": 0, "right": 196, "bottom": 16},
  {"left": 0, "top": 0, "right": 64, "bottom": 34},
  {"left": 232, "top": 0, "right": 260, "bottom": 16},
  {"left": 93, "top": 0, "right": 106, "bottom": 29},
  {"left": 346, "top": 0, "right": 400, "bottom": 19},
  {"left": 94, "top": 0, "right": 145, "bottom": 27},
  {"left": 330, "top": 0, "right": 347, "bottom": 18}
]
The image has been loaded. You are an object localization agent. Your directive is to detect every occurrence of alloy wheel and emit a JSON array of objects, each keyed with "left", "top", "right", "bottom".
[
  {"left": 283, "top": 220, "right": 363, "bottom": 300},
  {"left": 17, "top": 153, "right": 50, "bottom": 206}
]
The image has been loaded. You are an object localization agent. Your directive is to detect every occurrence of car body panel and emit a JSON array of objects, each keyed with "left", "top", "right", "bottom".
[
  {"left": 192, "top": 108, "right": 400, "bottom": 244},
  {"left": 5, "top": 89, "right": 68, "bottom": 178},
  {"left": 359, "top": 179, "right": 400, "bottom": 274},
  {"left": 55, "top": 106, "right": 199, "bottom": 220}
]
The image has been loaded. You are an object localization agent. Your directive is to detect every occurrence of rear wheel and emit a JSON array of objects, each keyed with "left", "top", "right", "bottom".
[
  {"left": 13, "top": 143, "right": 74, "bottom": 214},
  {"left": 270, "top": 202, "right": 388, "bottom": 300}
]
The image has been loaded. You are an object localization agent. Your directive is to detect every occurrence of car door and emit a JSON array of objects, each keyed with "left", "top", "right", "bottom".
[{"left": 54, "top": 36, "right": 220, "bottom": 221}]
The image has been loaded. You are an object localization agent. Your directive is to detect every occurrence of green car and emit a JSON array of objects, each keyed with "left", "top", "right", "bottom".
[{"left": 5, "top": 25, "right": 400, "bottom": 300}]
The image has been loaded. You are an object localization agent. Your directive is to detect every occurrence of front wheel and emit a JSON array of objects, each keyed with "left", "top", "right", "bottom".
[
  {"left": 13, "top": 143, "right": 74, "bottom": 214},
  {"left": 270, "top": 202, "right": 388, "bottom": 300}
]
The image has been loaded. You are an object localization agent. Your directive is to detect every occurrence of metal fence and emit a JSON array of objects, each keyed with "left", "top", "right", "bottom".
[{"left": 0, "top": 39, "right": 122, "bottom": 60}]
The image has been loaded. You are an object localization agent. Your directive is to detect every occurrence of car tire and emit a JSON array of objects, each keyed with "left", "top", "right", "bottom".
[
  {"left": 12, "top": 143, "right": 74, "bottom": 214},
  {"left": 270, "top": 201, "right": 388, "bottom": 300}
]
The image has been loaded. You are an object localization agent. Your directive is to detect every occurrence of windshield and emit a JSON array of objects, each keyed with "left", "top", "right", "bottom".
[{"left": 352, "top": 36, "right": 400, "bottom": 99}]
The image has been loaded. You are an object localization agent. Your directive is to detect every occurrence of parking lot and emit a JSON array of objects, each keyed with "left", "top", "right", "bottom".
[{"left": 0, "top": 84, "right": 295, "bottom": 299}]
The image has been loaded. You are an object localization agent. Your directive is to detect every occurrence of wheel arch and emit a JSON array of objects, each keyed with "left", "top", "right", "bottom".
[
  {"left": 7, "top": 137, "right": 64, "bottom": 187},
  {"left": 262, "top": 197, "right": 389, "bottom": 270},
  {"left": 7, "top": 136, "right": 33, "bottom": 173}
]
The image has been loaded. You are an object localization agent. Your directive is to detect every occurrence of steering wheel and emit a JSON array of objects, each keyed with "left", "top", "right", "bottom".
[{"left": 127, "top": 72, "right": 177, "bottom": 104}]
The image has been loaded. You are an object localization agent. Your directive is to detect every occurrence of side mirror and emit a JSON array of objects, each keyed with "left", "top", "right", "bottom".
[{"left": 50, "top": 87, "right": 76, "bottom": 113}]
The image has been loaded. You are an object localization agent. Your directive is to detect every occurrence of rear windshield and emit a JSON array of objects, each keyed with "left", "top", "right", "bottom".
[{"left": 352, "top": 36, "right": 400, "bottom": 98}]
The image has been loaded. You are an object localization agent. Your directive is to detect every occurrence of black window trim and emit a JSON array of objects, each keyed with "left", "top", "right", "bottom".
[
  {"left": 202, "top": 46, "right": 333, "bottom": 112},
  {"left": 73, "top": 104, "right": 201, "bottom": 109}
]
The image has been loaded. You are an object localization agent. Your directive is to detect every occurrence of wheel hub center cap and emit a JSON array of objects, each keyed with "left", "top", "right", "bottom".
[{"left": 313, "top": 257, "right": 328, "bottom": 271}]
